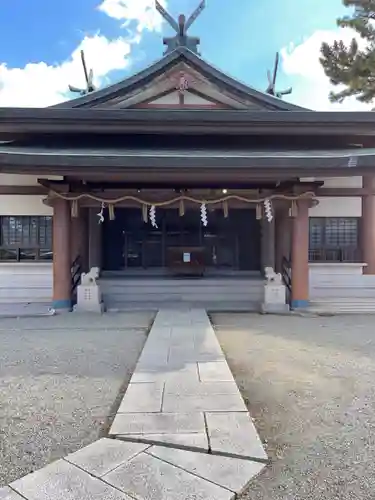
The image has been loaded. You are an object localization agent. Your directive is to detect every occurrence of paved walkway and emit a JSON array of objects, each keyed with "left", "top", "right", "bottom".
[
  {"left": 0, "top": 309, "right": 267, "bottom": 500},
  {"left": 0, "top": 302, "right": 53, "bottom": 318}
]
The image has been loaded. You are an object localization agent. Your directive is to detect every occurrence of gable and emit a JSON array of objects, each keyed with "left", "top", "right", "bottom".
[
  {"left": 136, "top": 89, "right": 229, "bottom": 109},
  {"left": 85, "top": 62, "right": 263, "bottom": 110},
  {"left": 53, "top": 47, "right": 305, "bottom": 111}
]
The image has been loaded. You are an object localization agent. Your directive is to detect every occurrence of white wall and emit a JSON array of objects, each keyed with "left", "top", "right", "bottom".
[
  {"left": 184, "top": 92, "right": 214, "bottom": 105},
  {"left": 303, "top": 176, "right": 362, "bottom": 218},
  {"left": 0, "top": 195, "right": 52, "bottom": 215},
  {"left": 151, "top": 92, "right": 180, "bottom": 104},
  {"left": 302, "top": 176, "right": 363, "bottom": 188},
  {"left": 315, "top": 176, "right": 362, "bottom": 188},
  {"left": 309, "top": 197, "right": 361, "bottom": 217},
  {"left": 0, "top": 174, "right": 57, "bottom": 216},
  {"left": 0, "top": 174, "right": 62, "bottom": 186}
]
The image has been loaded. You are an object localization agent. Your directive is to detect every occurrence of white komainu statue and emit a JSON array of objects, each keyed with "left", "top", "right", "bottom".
[
  {"left": 264, "top": 266, "right": 282, "bottom": 285},
  {"left": 262, "top": 266, "right": 288, "bottom": 313},
  {"left": 75, "top": 267, "right": 103, "bottom": 313},
  {"left": 80, "top": 267, "right": 100, "bottom": 286}
]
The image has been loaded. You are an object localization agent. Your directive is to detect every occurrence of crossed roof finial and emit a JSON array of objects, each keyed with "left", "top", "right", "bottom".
[
  {"left": 265, "top": 52, "right": 292, "bottom": 99},
  {"left": 155, "top": 0, "right": 206, "bottom": 55}
]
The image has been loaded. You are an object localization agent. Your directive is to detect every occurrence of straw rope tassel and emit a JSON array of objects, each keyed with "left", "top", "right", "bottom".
[
  {"left": 256, "top": 203, "right": 262, "bottom": 220},
  {"left": 142, "top": 204, "right": 148, "bottom": 223},
  {"left": 290, "top": 200, "right": 298, "bottom": 217},
  {"left": 223, "top": 200, "right": 229, "bottom": 218},
  {"left": 179, "top": 199, "right": 185, "bottom": 216},
  {"left": 108, "top": 203, "right": 115, "bottom": 220},
  {"left": 71, "top": 200, "right": 78, "bottom": 218}
]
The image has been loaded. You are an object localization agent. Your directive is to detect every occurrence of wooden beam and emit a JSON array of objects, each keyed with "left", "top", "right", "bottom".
[{"left": 0, "top": 185, "right": 47, "bottom": 195}]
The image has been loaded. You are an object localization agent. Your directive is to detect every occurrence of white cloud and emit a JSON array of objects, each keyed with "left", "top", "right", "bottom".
[
  {"left": 281, "top": 28, "right": 373, "bottom": 111},
  {"left": 0, "top": 0, "right": 167, "bottom": 108},
  {"left": 99, "top": 0, "right": 166, "bottom": 32},
  {"left": 0, "top": 35, "right": 132, "bottom": 107}
]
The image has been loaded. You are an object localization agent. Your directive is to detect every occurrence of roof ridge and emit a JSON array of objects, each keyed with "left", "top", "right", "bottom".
[{"left": 52, "top": 46, "right": 308, "bottom": 111}]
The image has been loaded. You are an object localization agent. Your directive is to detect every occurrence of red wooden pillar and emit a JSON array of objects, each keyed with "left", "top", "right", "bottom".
[
  {"left": 70, "top": 216, "right": 81, "bottom": 263},
  {"left": 70, "top": 209, "right": 88, "bottom": 266},
  {"left": 52, "top": 198, "right": 72, "bottom": 310},
  {"left": 275, "top": 207, "right": 290, "bottom": 273},
  {"left": 291, "top": 200, "right": 309, "bottom": 308},
  {"left": 362, "top": 175, "right": 375, "bottom": 274}
]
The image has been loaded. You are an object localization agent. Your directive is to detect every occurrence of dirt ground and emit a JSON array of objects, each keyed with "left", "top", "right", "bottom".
[
  {"left": 211, "top": 312, "right": 375, "bottom": 500},
  {"left": 0, "top": 312, "right": 153, "bottom": 486}
]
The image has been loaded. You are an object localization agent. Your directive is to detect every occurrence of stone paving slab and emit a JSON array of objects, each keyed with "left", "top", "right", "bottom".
[
  {"left": 147, "top": 445, "right": 265, "bottom": 494},
  {"left": 110, "top": 412, "right": 206, "bottom": 437},
  {"left": 64, "top": 438, "right": 150, "bottom": 478},
  {"left": 10, "top": 459, "right": 131, "bottom": 500},
  {"left": 130, "top": 363, "right": 199, "bottom": 383},
  {"left": 117, "top": 383, "right": 164, "bottom": 413},
  {"left": 167, "top": 348, "right": 225, "bottom": 363},
  {"left": 205, "top": 412, "right": 268, "bottom": 460},
  {"left": 103, "top": 450, "right": 234, "bottom": 500},
  {"left": 198, "top": 360, "right": 235, "bottom": 382},
  {"left": 164, "top": 380, "right": 240, "bottom": 396},
  {"left": 136, "top": 352, "right": 170, "bottom": 367},
  {"left": 119, "top": 433, "right": 209, "bottom": 450},
  {"left": 0, "top": 487, "right": 25, "bottom": 500},
  {"left": 162, "top": 393, "right": 247, "bottom": 412}
]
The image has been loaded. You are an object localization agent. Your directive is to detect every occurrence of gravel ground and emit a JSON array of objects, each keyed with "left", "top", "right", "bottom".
[
  {"left": 0, "top": 311, "right": 154, "bottom": 487},
  {"left": 211, "top": 313, "right": 375, "bottom": 500}
]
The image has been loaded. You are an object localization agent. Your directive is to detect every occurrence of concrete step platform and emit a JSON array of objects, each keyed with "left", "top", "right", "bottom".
[
  {"left": 100, "top": 277, "right": 264, "bottom": 312},
  {"left": 106, "top": 301, "right": 261, "bottom": 312},
  {"left": 310, "top": 298, "right": 375, "bottom": 314}
]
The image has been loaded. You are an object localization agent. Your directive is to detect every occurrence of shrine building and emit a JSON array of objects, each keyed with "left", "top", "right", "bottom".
[{"left": 1, "top": 4, "right": 375, "bottom": 311}]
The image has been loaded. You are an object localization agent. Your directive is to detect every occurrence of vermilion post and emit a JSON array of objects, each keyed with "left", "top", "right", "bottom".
[
  {"left": 362, "top": 175, "right": 375, "bottom": 275},
  {"left": 52, "top": 198, "right": 72, "bottom": 310},
  {"left": 291, "top": 200, "right": 309, "bottom": 309}
]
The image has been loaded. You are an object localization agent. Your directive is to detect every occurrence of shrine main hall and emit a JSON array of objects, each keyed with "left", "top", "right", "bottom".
[{"left": 1, "top": 7, "right": 375, "bottom": 311}]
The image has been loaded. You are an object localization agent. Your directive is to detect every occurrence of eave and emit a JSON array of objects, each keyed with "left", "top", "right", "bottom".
[
  {"left": 2, "top": 108, "right": 375, "bottom": 139},
  {"left": 0, "top": 145, "right": 373, "bottom": 180}
]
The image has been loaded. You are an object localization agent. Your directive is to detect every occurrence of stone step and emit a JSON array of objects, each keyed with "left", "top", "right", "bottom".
[
  {"left": 102, "top": 292, "right": 263, "bottom": 301},
  {"left": 99, "top": 279, "right": 264, "bottom": 289},
  {"left": 0, "top": 296, "right": 52, "bottom": 304},
  {"left": 106, "top": 300, "right": 260, "bottom": 312},
  {"left": 309, "top": 299, "right": 375, "bottom": 313},
  {"left": 311, "top": 298, "right": 375, "bottom": 304},
  {"left": 100, "top": 278, "right": 264, "bottom": 309},
  {"left": 310, "top": 289, "right": 375, "bottom": 298}
]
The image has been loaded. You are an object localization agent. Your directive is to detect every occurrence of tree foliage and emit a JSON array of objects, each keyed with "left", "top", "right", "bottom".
[{"left": 320, "top": 0, "right": 375, "bottom": 103}]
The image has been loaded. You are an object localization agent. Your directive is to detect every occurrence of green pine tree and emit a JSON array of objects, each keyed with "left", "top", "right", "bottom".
[{"left": 320, "top": 0, "right": 375, "bottom": 104}]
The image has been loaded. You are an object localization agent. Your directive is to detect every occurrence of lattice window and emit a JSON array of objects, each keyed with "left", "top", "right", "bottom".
[
  {"left": 0, "top": 216, "right": 53, "bottom": 261},
  {"left": 309, "top": 217, "right": 360, "bottom": 262}
]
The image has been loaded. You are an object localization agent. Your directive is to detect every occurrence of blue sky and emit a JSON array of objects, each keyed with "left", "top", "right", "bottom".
[{"left": 0, "top": 0, "right": 363, "bottom": 109}]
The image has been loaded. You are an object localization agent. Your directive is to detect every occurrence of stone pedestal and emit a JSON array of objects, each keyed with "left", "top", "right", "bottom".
[
  {"left": 261, "top": 267, "right": 289, "bottom": 313},
  {"left": 74, "top": 267, "right": 104, "bottom": 313}
]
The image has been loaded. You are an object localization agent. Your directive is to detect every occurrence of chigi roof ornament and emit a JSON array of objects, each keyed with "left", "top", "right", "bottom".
[
  {"left": 68, "top": 50, "right": 96, "bottom": 96},
  {"left": 155, "top": 0, "right": 206, "bottom": 55},
  {"left": 266, "top": 52, "right": 292, "bottom": 99}
]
